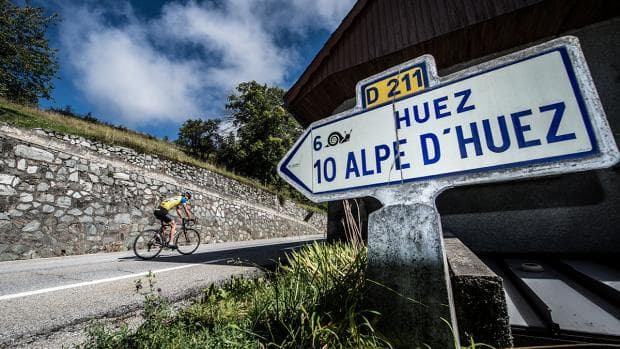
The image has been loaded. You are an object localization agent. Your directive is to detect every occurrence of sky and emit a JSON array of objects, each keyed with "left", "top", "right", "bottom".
[{"left": 35, "top": 0, "right": 355, "bottom": 139}]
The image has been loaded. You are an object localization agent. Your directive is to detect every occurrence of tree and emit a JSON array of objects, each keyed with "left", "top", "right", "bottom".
[
  {"left": 176, "top": 118, "right": 222, "bottom": 161},
  {"left": 225, "top": 81, "right": 302, "bottom": 186},
  {"left": 0, "top": 0, "right": 59, "bottom": 104},
  {"left": 215, "top": 131, "right": 239, "bottom": 170}
]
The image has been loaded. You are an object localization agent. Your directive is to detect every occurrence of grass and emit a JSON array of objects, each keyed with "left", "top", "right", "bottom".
[
  {"left": 80, "top": 242, "right": 388, "bottom": 349},
  {"left": 79, "top": 242, "right": 493, "bottom": 349},
  {"left": 0, "top": 99, "right": 323, "bottom": 213}
]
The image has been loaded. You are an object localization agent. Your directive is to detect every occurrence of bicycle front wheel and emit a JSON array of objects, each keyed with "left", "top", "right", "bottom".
[
  {"left": 133, "top": 230, "right": 164, "bottom": 260},
  {"left": 175, "top": 228, "right": 200, "bottom": 255}
]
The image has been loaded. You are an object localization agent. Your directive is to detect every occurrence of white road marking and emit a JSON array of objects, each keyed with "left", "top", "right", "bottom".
[
  {"left": 204, "top": 258, "right": 229, "bottom": 264},
  {"left": 0, "top": 239, "right": 319, "bottom": 302},
  {"left": 280, "top": 246, "right": 303, "bottom": 251},
  {"left": 0, "top": 264, "right": 198, "bottom": 301}
]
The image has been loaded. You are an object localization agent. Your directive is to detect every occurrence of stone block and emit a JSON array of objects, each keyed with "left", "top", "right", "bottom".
[
  {"left": 445, "top": 237, "right": 513, "bottom": 348},
  {"left": 16, "top": 203, "right": 32, "bottom": 211},
  {"left": 56, "top": 196, "right": 72, "bottom": 208},
  {"left": 22, "top": 220, "right": 41, "bottom": 232},
  {"left": 68, "top": 172, "right": 79, "bottom": 182},
  {"left": 12, "top": 244, "right": 28, "bottom": 254},
  {"left": 14, "top": 145, "right": 54, "bottom": 163},
  {"left": 67, "top": 208, "right": 82, "bottom": 216},
  {"left": 17, "top": 183, "right": 34, "bottom": 191},
  {"left": 19, "top": 193, "right": 34, "bottom": 202},
  {"left": 38, "top": 193, "right": 54, "bottom": 203},
  {"left": 86, "top": 224, "right": 97, "bottom": 235},
  {"left": 42, "top": 205, "right": 55, "bottom": 213},
  {"left": 0, "top": 185, "right": 16, "bottom": 196},
  {"left": 17, "top": 159, "right": 26, "bottom": 170},
  {"left": 113, "top": 172, "right": 130, "bottom": 181},
  {"left": 83, "top": 182, "right": 93, "bottom": 192},
  {"left": 0, "top": 174, "right": 15, "bottom": 185},
  {"left": 60, "top": 215, "right": 74, "bottom": 223},
  {"left": 88, "top": 174, "right": 99, "bottom": 183},
  {"left": 114, "top": 213, "right": 131, "bottom": 224},
  {"left": 36, "top": 182, "right": 49, "bottom": 191},
  {"left": 79, "top": 215, "right": 93, "bottom": 223},
  {"left": 26, "top": 166, "right": 38, "bottom": 174},
  {"left": 0, "top": 253, "right": 18, "bottom": 261}
]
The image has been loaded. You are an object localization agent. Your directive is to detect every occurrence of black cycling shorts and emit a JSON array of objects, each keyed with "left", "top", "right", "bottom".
[{"left": 153, "top": 208, "right": 173, "bottom": 223}]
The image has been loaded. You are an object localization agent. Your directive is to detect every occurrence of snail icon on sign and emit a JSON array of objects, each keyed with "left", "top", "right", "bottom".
[{"left": 326, "top": 130, "right": 352, "bottom": 147}]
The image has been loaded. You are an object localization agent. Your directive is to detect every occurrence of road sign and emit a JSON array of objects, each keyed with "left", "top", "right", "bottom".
[
  {"left": 279, "top": 37, "right": 619, "bottom": 203},
  {"left": 279, "top": 36, "right": 619, "bottom": 348}
]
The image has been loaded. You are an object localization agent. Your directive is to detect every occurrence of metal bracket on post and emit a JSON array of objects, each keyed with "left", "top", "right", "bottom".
[{"left": 366, "top": 186, "right": 459, "bottom": 349}]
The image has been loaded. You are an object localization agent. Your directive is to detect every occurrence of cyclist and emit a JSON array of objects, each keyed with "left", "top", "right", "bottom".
[{"left": 153, "top": 191, "right": 193, "bottom": 249}]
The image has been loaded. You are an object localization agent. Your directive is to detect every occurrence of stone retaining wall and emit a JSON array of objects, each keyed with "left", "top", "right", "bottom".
[{"left": 0, "top": 124, "right": 325, "bottom": 261}]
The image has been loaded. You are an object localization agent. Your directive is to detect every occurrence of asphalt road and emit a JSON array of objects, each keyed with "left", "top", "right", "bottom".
[{"left": 0, "top": 235, "right": 323, "bottom": 347}]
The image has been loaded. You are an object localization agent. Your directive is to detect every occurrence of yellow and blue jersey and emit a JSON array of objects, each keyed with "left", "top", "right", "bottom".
[{"left": 159, "top": 195, "right": 188, "bottom": 211}]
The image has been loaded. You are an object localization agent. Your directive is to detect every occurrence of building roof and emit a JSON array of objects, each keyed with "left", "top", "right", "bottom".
[{"left": 285, "top": 0, "right": 620, "bottom": 127}]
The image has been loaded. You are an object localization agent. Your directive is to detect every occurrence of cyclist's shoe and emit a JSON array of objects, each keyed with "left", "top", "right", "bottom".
[{"left": 167, "top": 244, "right": 178, "bottom": 250}]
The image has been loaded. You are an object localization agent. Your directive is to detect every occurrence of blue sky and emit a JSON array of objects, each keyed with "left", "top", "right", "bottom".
[{"left": 36, "top": 0, "right": 355, "bottom": 139}]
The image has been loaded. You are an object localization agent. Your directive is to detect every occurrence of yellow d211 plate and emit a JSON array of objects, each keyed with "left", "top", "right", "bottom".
[{"left": 361, "top": 64, "right": 429, "bottom": 110}]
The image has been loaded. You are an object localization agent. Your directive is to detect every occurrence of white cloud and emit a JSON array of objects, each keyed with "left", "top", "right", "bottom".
[
  {"left": 158, "top": 0, "right": 292, "bottom": 89},
  {"left": 268, "top": 0, "right": 355, "bottom": 32},
  {"left": 57, "top": 0, "right": 354, "bottom": 125}
]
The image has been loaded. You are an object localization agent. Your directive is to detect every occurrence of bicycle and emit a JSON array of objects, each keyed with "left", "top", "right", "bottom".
[{"left": 133, "top": 218, "right": 201, "bottom": 260}]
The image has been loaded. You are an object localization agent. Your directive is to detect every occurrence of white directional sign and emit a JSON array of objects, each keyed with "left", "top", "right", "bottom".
[{"left": 279, "top": 36, "right": 619, "bottom": 202}]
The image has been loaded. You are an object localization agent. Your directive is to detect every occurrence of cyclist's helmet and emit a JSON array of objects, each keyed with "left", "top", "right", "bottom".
[{"left": 184, "top": 191, "right": 192, "bottom": 199}]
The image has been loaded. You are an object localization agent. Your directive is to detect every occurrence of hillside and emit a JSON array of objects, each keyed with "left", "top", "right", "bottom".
[{"left": 0, "top": 99, "right": 321, "bottom": 212}]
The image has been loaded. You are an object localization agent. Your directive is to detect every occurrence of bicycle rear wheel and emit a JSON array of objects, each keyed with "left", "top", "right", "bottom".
[
  {"left": 175, "top": 228, "right": 200, "bottom": 255},
  {"left": 133, "top": 230, "right": 164, "bottom": 259}
]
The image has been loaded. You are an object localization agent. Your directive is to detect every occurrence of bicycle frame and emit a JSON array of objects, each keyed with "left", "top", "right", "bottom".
[{"left": 158, "top": 218, "right": 193, "bottom": 242}]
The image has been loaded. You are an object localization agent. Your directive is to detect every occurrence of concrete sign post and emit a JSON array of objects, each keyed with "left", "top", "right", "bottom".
[{"left": 278, "top": 36, "right": 619, "bottom": 348}]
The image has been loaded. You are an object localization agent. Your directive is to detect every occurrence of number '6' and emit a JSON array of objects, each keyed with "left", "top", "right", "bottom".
[{"left": 313, "top": 136, "right": 322, "bottom": 151}]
